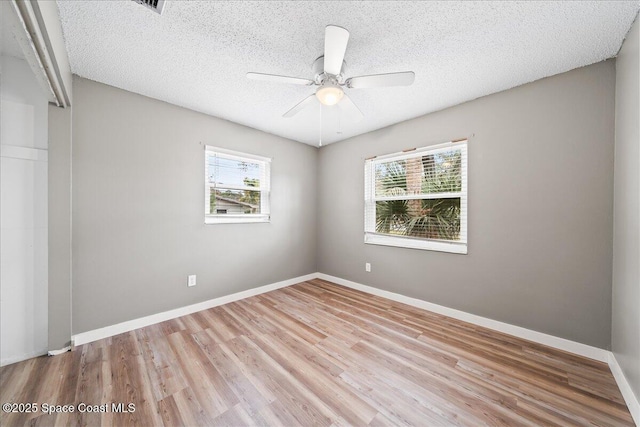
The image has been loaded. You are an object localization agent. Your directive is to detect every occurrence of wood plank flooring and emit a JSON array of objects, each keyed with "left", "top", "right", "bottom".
[{"left": 0, "top": 279, "right": 634, "bottom": 426}]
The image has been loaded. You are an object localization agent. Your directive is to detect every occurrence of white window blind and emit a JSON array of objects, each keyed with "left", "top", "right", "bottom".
[
  {"left": 364, "top": 140, "right": 467, "bottom": 253},
  {"left": 205, "top": 146, "right": 271, "bottom": 224}
]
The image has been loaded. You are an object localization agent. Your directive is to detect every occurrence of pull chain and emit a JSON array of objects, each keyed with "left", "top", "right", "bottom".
[{"left": 319, "top": 104, "right": 323, "bottom": 147}]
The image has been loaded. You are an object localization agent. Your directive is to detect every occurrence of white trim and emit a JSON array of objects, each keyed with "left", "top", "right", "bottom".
[
  {"left": 65, "top": 271, "right": 638, "bottom": 422},
  {"left": 47, "top": 346, "right": 71, "bottom": 357},
  {"left": 364, "top": 141, "right": 467, "bottom": 255},
  {"left": 204, "top": 146, "right": 271, "bottom": 222},
  {"left": 205, "top": 215, "right": 270, "bottom": 224},
  {"left": 0, "top": 144, "right": 48, "bottom": 161},
  {"left": 205, "top": 145, "right": 271, "bottom": 163},
  {"left": 324, "top": 271, "right": 637, "bottom": 420},
  {"left": 365, "top": 233, "right": 467, "bottom": 254},
  {"left": 11, "top": 0, "right": 69, "bottom": 106},
  {"left": 72, "top": 271, "right": 611, "bottom": 361},
  {"left": 608, "top": 352, "right": 640, "bottom": 425},
  {"left": 5, "top": 0, "right": 57, "bottom": 103},
  {"left": 72, "top": 273, "right": 317, "bottom": 346},
  {"left": 315, "top": 273, "right": 610, "bottom": 363},
  {"left": 0, "top": 350, "right": 47, "bottom": 367},
  {"left": 372, "top": 140, "right": 468, "bottom": 162}
]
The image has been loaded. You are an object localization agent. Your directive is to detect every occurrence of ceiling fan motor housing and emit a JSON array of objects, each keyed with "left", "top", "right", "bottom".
[
  {"left": 247, "top": 25, "right": 413, "bottom": 120},
  {"left": 313, "top": 56, "right": 347, "bottom": 85}
]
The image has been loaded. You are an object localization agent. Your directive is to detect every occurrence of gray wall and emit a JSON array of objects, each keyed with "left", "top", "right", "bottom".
[
  {"left": 48, "top": 104, "right": 72, "bottom": 350},
  {"left": 71, "top": 77, "right": 317, "bottom": 334},
  {"left": 318, "top": 61, "right": 616, "bottom": 349},
  {"left": 612, "top": 16, "right": 640, "bottom": 399}
]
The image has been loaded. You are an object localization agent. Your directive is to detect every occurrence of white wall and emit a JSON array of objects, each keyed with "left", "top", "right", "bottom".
[{"left": 0, "top": 55, "right": 49, "bottom": 365}]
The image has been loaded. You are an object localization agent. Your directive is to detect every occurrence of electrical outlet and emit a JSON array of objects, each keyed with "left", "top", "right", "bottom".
[
  {"left": 188, "top": 275, "right": 197, "bottom": 287},
  {"left": 365, "top": 262, "right": 371, "bottom": 272}
]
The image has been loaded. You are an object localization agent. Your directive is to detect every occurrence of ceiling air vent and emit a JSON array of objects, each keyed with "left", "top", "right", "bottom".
[{"left": 132, "top": 0, "right": 165, "bottom": 15}]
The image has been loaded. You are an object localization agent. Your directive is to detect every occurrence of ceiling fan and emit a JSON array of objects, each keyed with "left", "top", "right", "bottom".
[{"left": 247, "top": 25, "right": 415, "bottom": 121}]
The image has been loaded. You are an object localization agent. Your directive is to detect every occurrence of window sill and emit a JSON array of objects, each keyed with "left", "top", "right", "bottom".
[
  {"left": 364, "top": 233, "right": 467, "bottom": 254},
  {"left": 205, "top": 215, "right": 270, "bottom": 225}
]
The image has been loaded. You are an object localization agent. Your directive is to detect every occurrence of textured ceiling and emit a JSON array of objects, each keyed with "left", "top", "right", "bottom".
[{"left": 57, "top": 1, "right": 639, "bottom": 146}]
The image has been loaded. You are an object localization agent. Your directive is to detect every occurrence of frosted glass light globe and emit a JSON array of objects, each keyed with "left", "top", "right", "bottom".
[{"left": 316, "top": 82, "right": 344, "bottom": 106}]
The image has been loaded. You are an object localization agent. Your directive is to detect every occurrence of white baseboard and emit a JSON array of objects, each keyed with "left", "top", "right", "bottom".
[
  {"left": 318, "top": 273, "right": 640, "bottom": 423},
  {"left": 315, "top": 273, "right": 610, "bottom": 363},
  {"left": 68, "top": 271, "right": 637, "bottom": 424},
  {"left": 73, "top": 271, "right": 611, "bottom": 361},
  {"left": 609, "top": 352, "right": 640, "bottom": 425},
  {"left": 0, "top": 349, "right": 47, "bottom": 367},
  {"left": 72, "top": 273, "right": 318, "bottom": 346},
  {"left": 48, "top": 346, "right": 71, "bottom": 356}
]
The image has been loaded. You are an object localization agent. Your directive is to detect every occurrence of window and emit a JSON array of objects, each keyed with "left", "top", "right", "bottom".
[
  {"left": 364, "top": 140, "right": 467, "bottom": 254},
  {"left": 205, "top": 146, "right": 271, "bottom": 224}
]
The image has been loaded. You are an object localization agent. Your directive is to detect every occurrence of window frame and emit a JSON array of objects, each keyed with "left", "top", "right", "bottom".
[
  {"left": 364, "top": 140, "right": 468, "bottom": 254},
  {"left": 204, "top": 146, "right": 271, "bottom": 225}
]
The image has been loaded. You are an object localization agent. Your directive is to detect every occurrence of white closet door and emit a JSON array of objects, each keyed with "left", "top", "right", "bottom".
[{"left": 0, "top": 98, "right": 48, "bottom": 366}]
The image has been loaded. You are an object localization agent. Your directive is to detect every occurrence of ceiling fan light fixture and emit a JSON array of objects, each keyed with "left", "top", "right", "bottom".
[
  {"left": 316, "top": 82, "right": 344, "bottom": 106},
  {"left": 247, "top": 25, "right": 414, "bottom": 120}
]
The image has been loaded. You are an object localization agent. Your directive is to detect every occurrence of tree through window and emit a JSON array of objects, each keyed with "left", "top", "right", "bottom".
[{"left": 365, "top": 140, "right": 467, "bottom": 253}]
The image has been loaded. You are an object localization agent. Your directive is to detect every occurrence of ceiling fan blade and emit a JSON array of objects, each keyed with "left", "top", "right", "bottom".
[
  {"left": 339, "top": 93, "right": 364, "bottom": 122},
  {"left": 247, "top": 72, "right": 314, "bottom": 86},
  {"left": 324, "top": 25, "right": 349, "bottom": 75},
  {"left": 283, "top": 94, "right": 317, "bottom": 118},
  {"left": 347, "top": 71, "right": 415, "bottom": 89}
]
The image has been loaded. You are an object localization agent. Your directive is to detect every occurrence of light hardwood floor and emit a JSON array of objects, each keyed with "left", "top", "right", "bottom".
[{"left": 0, "top": 279, "right": 634, "bottom": 426}]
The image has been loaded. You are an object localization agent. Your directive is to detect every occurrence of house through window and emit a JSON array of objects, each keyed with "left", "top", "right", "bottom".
[
  {"left": 205, "top": 146, "right": 271, "bottom": 224},
  {"left": 364, "top": 140, "right": 467, "bottom": 253}
]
